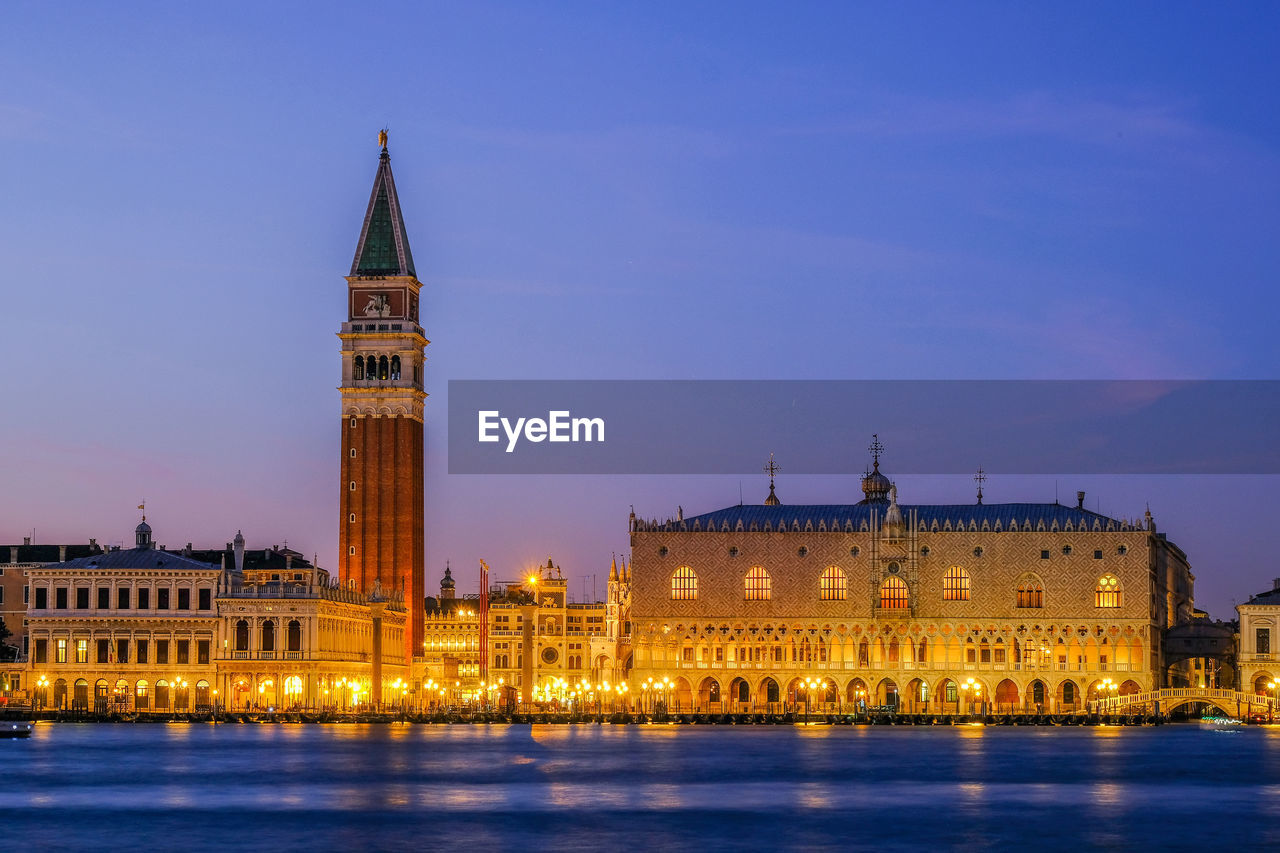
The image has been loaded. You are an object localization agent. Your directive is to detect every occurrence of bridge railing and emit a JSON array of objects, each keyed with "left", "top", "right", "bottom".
[{"left": 1090, "top": 688, "right": 1275, "bottom": 715}]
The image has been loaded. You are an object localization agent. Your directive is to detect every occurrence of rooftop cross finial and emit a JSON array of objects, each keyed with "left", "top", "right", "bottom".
[
  {"left": 869, "top": 434, "right": 884, "bottom": 471},
  {"left": 974, "top": 467, "right": 986, "bottom": 505},
  {"left": 763, "top": 453, "right": 782, "bottom": 505},
  {"left": 764, "top": 452, "right": 780, "bottom": 484}
]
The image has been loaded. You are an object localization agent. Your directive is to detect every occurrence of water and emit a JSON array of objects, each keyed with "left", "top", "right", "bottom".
[{"left": 4, "top": 722, "right": 1280, "bottom": 851}]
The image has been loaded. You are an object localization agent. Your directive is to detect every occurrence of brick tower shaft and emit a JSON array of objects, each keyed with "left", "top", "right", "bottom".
[{"left": 337, "top": 134, "right": 427, "bottom": 664}]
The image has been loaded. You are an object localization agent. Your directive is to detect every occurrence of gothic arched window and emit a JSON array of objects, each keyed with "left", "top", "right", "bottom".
[
  {"left": 1095, "top": 575, "right": 1122, "bottom": 608},
  {"left": 820, "top": 566, "right": 847, "bottom": 601},
  {"left": 943, "top": 566, "right": 971, "bottom": 601},
  {"left": 880, "top": 576, "right": 909, "bottom": 609},
  {"left": 1017, "top": 576, "right": 1044, "bottom": 608},
  {"left": 744, "top": 566, "right": 771, "bottom": 601},
  {"left": 670, "top": 567, "right": 697, "bottom": 600}
]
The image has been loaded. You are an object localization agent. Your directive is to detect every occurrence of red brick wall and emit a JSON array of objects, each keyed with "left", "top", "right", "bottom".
[{"left": 339, "top": 415, "right": 424, "bottom": 664}]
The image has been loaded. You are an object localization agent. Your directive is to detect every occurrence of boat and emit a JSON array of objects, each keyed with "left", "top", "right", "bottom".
[
  {"left": 0, "top": 722, "right": 33, "bottom": 739},
  {"left": 1200, "top": 715, "right": 1244, "bottom": 728}
]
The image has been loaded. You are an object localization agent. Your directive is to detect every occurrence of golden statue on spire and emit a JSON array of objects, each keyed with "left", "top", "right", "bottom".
[{"left": 378, "top": 128, "right": 389, "bottom": 149}]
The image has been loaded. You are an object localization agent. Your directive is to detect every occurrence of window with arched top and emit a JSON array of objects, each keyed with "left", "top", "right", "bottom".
[
  {"left": 880, "top": 576, "right": 909, "bottom": 609},
  {"left": 820, "top": 566, "right": 847, "bottom": 601},
  {"left": 1095, "top": 575, "right": 1122, "bottom": 608},
  {"left": 353, "top": 355, "right": 365, "bottom": 380},
  {"left": 235, "top": 619, "right": 249, "bottom": 651},
  {"left": 943, "top": 566, "right": 970, "bottom": 601},
  {"left": 287, "top": 619, "right": 302, "bottom": 652},
  {"left": 261, "top": 619, "right": 276, "bottom": 652},
  {"left": 1017, "top": 576, "right": 1044, "bottom": 608},
  {"left": 390, "top": 355, "right": 401, "bottom": 380},
  {"left": 744, "top": 566, "right": 771, "bottom": 601},
  {"left": 670, "top": 567, "right": 697, "bottom": 600},
  {"left": 378, "top": 355, "right": 389, "bottom": 380}
]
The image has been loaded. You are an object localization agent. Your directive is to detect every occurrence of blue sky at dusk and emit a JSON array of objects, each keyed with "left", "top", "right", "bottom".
[{"left": 1, "top": 2, "right": 1277, "bottom": 616}]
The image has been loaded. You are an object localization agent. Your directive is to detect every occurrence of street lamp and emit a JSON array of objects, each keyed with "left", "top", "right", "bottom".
[
  {"left": 961, "top": 678, "right": 982, "bottom": 717},
  {"left": 802, "top": 677, "right": 822, "bottom": 721}
]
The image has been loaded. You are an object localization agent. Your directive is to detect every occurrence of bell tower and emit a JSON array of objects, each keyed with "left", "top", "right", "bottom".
[{"left": 338, "top": 131, "right": 427, "bottom": 664}]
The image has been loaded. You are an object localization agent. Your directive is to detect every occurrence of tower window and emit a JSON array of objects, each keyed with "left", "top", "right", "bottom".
[
  {"left": 378, "top": 355, "right": 389, "bottom": 380},
  {"left": 353, "top": 355, "right": 364, "bottom": 380},
  {"left": 390, "top": 355, "right": 401, "bottom": 380},
  {"left": 350, "top": 448, "right": 357, "bottom": 458},
  {"left": 351, "top": 418, "right": 357, "bottom": 428},
  {"left": 349, "top": 481, "right": 356, "bottom": 490},
  {"left": 349, "top": 513, "right": 356, "bottom": 523},
  {"left": 349, "top": 546, "right": 356, "bottom": 556}
]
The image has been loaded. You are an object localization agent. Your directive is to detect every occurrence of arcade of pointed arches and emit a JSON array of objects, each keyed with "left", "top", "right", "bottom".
[
  {"left": 632, "top": 672, "right": 1145, "bottom": 714},
  {"left": 632, "top": 619, "right": 1149, "bottom": 712}
]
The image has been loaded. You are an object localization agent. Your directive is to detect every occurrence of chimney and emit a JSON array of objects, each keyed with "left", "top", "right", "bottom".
[
  {"left": 1273, "top": 578, "right": 1280, "bottom": 592},
  {"left": 89, "top": 538, "right": 98, "bottom": 551},
  {"left": 58, "top": 545, "right": 67, "bottom": 562},
  {"left": 23, "top": 536, "right": 31, "bottom": 546},
  {"left": 8, "top": 546, "right": 16, "bottom": 563},
  {"left": 1076, "top": 491, "right": 1085, "bottom": 509}
]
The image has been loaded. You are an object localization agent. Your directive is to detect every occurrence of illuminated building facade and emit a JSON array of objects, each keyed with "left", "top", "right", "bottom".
[
  {"left": 1, "top": 539, "right": 105, "bottom": 693},
  {"left": 1237, "top": 579, "right": 1280, "bottom": 702},
  {"left": 20, "top": 522, "right": 405, "bottom": 711},
  {"left": 22, "top": 521, "right": 220, "bottom": 712},
  {"left": 628, "top": 442, "right": 1195, "bottom": 714},
  {"left": 420, "top": 558, "right": 625, "bottom": 705}
]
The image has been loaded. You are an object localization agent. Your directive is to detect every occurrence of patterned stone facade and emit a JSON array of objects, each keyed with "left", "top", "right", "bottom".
[{"left": 629, "top": 469, "right": 1195, "bottom": 714}]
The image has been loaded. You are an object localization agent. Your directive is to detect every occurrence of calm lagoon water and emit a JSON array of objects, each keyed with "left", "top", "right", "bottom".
[{"left": 4, "top": 722, "right": 1280, "bottom": 851}]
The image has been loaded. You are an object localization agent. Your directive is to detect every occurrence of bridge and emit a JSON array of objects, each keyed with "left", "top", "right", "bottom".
[{"left": 1090, "top": 687, "right": 1275, "bottom": 717}]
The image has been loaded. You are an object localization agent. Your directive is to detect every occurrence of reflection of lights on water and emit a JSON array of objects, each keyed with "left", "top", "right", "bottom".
[
  {"left": 1091, "top": 782, "right": 1124, "bottom": 807},
  {"left": 798, "top": 782, "right": 833, "bottom": 809}
]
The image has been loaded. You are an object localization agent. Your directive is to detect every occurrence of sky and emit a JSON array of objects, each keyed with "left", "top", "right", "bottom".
[{"left": 1, "top": 2, "right": 1277, "bottom": 617}]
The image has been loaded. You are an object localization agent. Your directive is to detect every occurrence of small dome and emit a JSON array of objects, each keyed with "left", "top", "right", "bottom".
[
  {"left": 440, "top": 564, "right": 455, "bottom": 589},
  {"left": 861, "top": 465, "right": 892, "bottom": 504},
  {"left": 135, "top": 520, "right": 153, "bottom": 549}
]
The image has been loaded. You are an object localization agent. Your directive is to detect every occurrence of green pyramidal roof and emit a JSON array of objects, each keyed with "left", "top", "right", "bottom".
[{"left": 351, "top": 147, "right": 416, "bottom": 277}]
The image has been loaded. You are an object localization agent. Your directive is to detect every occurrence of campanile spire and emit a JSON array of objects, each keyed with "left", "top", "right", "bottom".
[{"left": 338, "top": 133, "right": 428, "bottom": 665}]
